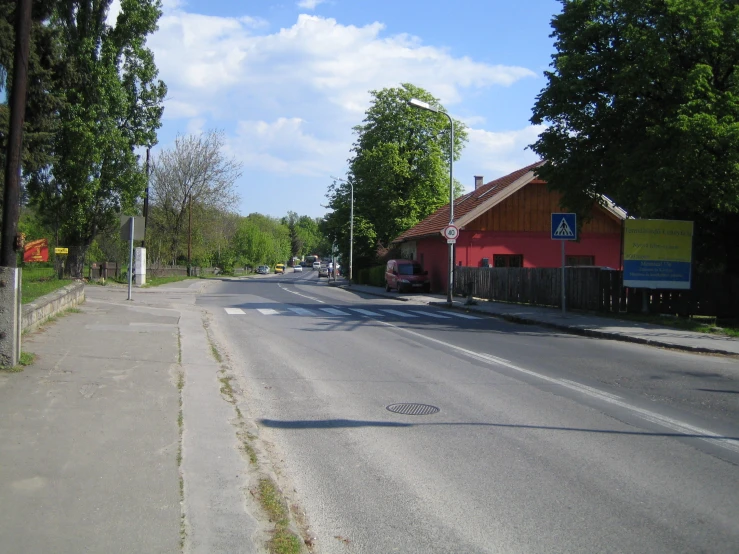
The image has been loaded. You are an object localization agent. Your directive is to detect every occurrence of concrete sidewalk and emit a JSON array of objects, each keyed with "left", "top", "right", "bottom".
[
  {"left": 0, "top": 280, "right": 261, "bottom": 553},
  {"left": 334, "top": 280, "right": 739, "bottom": 356}
]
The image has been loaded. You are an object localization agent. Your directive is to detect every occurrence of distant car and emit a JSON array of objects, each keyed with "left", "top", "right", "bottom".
[
  {"left": 312, "top": 261, "right": 321, "bottom": 270},
  {"left": 293, "top": 265, "right": 303, "bottom": 272},
  {"left": 256, "top": 265, "right": 269, "bottom": 275},
  {"left": 275, "top": 263, "right": 285, "bottom": 274},
  {"left": 318, "top": 266, "right": 329, "bottom": 278}
]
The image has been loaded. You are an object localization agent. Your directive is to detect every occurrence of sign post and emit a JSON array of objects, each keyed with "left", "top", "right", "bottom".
[
  {"left": 551, "top": 213, "right": 577, "bottom": 314},
  {"left": 121, "top": 216, "right": 145, "bottom": 300}
]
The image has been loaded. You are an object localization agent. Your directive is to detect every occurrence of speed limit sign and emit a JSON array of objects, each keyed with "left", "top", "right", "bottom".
[{"left": 443, "top": 224, "right": 459, "bottom": 243}]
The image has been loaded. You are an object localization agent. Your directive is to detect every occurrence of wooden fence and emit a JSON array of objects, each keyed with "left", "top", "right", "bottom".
[{"left": 453, "top": 267, "right": 739, "bottom": 318}]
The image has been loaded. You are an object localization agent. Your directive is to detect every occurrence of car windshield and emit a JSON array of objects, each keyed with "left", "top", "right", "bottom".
[{"left": 398, "top": 264, "right": 423, "bottom": 275}]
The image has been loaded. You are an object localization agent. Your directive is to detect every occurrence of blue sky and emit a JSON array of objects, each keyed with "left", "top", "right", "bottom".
[{"left": 112, "top": 0, "right": 562, "bottom": 219}]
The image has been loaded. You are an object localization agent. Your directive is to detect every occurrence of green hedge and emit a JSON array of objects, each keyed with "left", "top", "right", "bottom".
[{"left": 355, "top": 265, "right": 385, "bottom": 287}]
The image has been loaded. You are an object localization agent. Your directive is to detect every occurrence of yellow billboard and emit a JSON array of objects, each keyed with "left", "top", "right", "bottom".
[{"left": 623, "top": 219, "right": 693, "bottom": 289}]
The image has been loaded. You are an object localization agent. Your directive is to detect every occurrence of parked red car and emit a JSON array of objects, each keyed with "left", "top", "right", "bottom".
[{"left": 384, "top": 259, "right": 430, "bottom": 293}]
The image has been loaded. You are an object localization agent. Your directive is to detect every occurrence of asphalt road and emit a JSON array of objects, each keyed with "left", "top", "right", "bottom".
[{"left": 199, "top": 271, "right": 739, "bottom": 553}]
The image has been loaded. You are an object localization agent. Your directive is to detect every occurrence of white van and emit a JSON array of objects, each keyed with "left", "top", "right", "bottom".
[{"left": 312, "top": 261, "right": 321, "bottom": 270}]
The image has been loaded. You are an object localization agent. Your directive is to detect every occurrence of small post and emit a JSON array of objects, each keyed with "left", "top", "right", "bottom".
[
  {"left": 127, "top": 217, "right": 134, "bottom": 301},
  {"left": 561, "top": 240, "right": 566, "bottom": 314}
]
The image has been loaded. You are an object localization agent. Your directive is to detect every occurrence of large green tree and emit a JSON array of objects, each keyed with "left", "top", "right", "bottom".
[
  {"left": 25, "top": 0, "right": 167, "bottom": 275},
  {"left": 326, "top": 83, "right": 467, "bottom": 270},
  {"left": 530, "top": 0, "right": 739, "bottom": 273}
]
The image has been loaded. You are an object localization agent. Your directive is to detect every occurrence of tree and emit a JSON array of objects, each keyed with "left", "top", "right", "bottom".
[
  {"left": 326, "top": 83, "right": 467, "bottom": 270},
  {"left": 23, "top": 0, "right": 167, "bottom": 276},
  {"left": 0, "top": 0, "right": 66, "bottom": 224},
  {"left": 149, "top": 130, "right": 241, "bottom": 264},
  {"left": 231, "top": 213, "right": 290, "bottom": 269},
  {"left": 530, "top": 0, "right": 739, "bottom": 274}
]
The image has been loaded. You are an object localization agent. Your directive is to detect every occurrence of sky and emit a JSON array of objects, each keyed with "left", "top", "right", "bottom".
[{"left": 112, "top": 0, "right": 562, "bottom": 219}]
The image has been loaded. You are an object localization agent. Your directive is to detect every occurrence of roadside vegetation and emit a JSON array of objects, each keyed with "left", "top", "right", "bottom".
[{"left": 203, "top": 320, "right": 305, "bottom": 553}]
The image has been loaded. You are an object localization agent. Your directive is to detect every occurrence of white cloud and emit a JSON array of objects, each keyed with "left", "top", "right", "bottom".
[
  {"left": 458, "top": 125, "right": 545, "bottom": 190},
  {"left": 147, "top": 7, "right": 541, "bottom": 215},
  {"left": 228, "top": 118, "right": 347, "bottom": 176},
  {"left": 297, "top": 0, "right": 327, "bottom": 9}
]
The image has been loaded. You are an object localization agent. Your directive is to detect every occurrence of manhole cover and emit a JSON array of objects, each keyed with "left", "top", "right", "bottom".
[{"left": 386, "top": 403, "right": 440, "bottom": 416}]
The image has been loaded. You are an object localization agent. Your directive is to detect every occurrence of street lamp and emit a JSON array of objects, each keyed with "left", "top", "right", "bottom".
[
  {"left": 333, "top": 176, "right": 354, "bottom": 284},
  {"left": 408, "top": 98, "right": 455, "bottom": 305}
]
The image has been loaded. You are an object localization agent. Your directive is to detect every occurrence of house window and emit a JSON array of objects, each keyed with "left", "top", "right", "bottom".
[
  {"left": 493, "top": 254, "right": 523, "bottom": 268},
  {"left": 566, "top": 255, "right": 595, "bottom": 266}
]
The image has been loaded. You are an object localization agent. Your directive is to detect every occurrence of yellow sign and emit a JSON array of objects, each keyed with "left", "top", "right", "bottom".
[
  {"left": 55, "top": 247, "right": 69, "bottom": 255},
  {"left": 623, "top": 219, "right": 693, "bottom": 289}
]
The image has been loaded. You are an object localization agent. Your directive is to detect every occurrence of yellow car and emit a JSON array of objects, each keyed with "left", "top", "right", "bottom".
[{"left": 274, "top": 263, "right": 285, "bottom": 274}]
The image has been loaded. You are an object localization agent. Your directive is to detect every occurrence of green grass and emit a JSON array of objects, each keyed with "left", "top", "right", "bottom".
[
  {"left": 258, "top": 478, "right": 302, "bottom": 554},
  {"left": 22, "top": 279, "right": 73, "bottom": 303},
  {"left": 142, "top": 275, "right": 198, "bottom": 287},
  {"left": 1, "top": 351, "right": 36, "bottom": 373}
]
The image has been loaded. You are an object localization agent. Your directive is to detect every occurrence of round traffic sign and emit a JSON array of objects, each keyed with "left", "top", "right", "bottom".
[{"left": 443, "top": 225, "right": 459, "bottom": 240}]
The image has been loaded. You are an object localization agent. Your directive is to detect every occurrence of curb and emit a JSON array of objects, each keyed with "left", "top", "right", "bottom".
[
  {"left": 342, "top": 286, "right": 739, "bottom": 357},
  {"left": 433, "top": 302, "right": 739, "bottom": 357}
]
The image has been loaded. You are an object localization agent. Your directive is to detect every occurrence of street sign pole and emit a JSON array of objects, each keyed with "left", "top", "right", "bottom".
[
  {"left": 551, "top": 213, "right": 577, "bottom": 315},
  {"left": 561, "top": 240, "right": 565, "bottom": 315}
]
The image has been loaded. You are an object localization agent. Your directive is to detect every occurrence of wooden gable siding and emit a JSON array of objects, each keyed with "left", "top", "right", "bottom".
[{"left": 465, "top": 183, "right": 621, "bottom": 234}]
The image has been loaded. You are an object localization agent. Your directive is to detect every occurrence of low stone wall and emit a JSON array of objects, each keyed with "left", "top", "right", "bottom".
[{"left": 22, "top": 281, "right": 85, "bottom": 333}]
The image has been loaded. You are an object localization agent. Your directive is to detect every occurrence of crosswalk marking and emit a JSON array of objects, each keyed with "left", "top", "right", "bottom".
[
  {"left": 287, "top": 307, "right": 314, "bottom": 316},
  {"left": 349, "top": 308, "right": 383, "bottom": 317},
  {"left": 380, "top": 309, "right": 418, "bottom": 318},
  {"left": 445, "top": 312, "right": 481, "bottom": 320},
  {"left": 320, "top": 307, "right": 351, "bottom": 316},
  {"left": 224, "top": 306, "right": 484, "bottom": 320},
  {"left": 409, "top": 310, "right": 450, "bottom": 319}
]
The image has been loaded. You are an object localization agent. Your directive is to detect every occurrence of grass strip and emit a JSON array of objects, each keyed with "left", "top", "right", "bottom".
[{"left": 258, "top": 479, "right": 302, "bottom": 554}]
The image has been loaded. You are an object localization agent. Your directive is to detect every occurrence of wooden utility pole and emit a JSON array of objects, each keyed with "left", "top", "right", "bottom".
[{"left": 1, "top": 0, "right": 32, "bottom": 267}]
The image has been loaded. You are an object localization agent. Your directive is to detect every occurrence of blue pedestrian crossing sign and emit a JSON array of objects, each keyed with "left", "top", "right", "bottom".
[{"left": 551, "top": 213, "right": 577, "bottom": 240}]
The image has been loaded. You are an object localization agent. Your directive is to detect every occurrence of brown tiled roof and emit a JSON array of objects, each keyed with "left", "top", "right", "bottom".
[{"left": 392, "top": 161, "right": 545, "bottom": 243}]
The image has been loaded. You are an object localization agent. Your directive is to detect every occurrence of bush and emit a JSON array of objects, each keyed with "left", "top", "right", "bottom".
[{"left": 355, "top": 265, "right": 385, "bottom": 287}]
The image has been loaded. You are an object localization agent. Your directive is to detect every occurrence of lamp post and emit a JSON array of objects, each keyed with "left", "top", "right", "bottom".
[
  {"left": 408, "top": 98, "right": 455, "bottom": 305},
  {"left": 334, "top": 176, "right": 354, "bottom": 284}
]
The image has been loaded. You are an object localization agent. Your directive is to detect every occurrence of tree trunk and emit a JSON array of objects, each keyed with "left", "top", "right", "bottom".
[{"left": 63, "top": 244, "right": 88, "bottom": 279}]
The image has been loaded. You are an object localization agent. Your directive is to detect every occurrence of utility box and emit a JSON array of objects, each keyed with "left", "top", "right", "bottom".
[{"left": 134, "top": 247, "right": 146, "bottom": 286}]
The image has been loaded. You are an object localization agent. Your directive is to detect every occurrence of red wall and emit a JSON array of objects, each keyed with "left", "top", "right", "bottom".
[{"left": 416, "top": 231, "right": 622, "bottom": 293}]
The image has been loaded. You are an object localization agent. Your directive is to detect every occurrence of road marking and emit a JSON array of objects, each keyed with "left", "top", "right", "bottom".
[
  {"left": 224, "top": 308, "right": 246, "bottom": 315},
  {"left": 371, "top": 318, "right": 739, "bottom": 455},
  {"left": 320, "top": 308, "right": 350, "bottom": 316},
  {"left": 256, "top": 308, "right": 280, "bottom": 315},
  {"left": 278, "top": 283, "right": 325, "bottom": 303},
  {"left": 287, "top": 307, "right": 314, "bottom": 316},
  {"left": 445, "top": 312, "right": 482, "bottom": 320},
  {"left": 350, "top": 308, "right": 384, "bottom": 317},
  {"left": 381, "top": 309, "right": 418, "bottom": 318},
  {"left": 409, "top": 310, "right": 451, "bottom": 319}
]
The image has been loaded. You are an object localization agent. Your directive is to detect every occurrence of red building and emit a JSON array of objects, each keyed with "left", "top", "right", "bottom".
[{"left": 391, "top": 161, "right": 626, "bottom": 293}]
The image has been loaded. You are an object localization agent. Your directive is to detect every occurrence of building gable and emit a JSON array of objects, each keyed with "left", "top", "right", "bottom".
[{"left": 466, "top": 183, "right": 622, "bottom": 234}]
